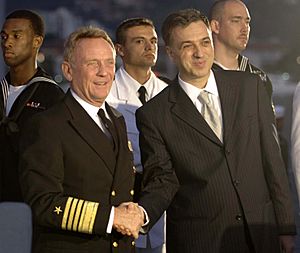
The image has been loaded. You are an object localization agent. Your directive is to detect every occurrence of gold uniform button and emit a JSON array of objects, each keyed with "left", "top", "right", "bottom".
[
  {"left": 130, "top": 190, "right": 134, "bottom": 196},
  {"left": 131, "top": 241, "right": 135, "bottom": 246},
  {"left": 111, "top": 190, "right": 116, "bottom": 197},
  {"left": 113, "top": 241, "right": 118, "bottom": 248},
  {"left": 133, "top": 166, "right": 136, "bottom": 173}
]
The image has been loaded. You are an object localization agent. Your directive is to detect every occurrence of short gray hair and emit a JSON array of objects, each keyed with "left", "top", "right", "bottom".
[{"left": 63, "top": 26, "right": 115, "bottom": 63}]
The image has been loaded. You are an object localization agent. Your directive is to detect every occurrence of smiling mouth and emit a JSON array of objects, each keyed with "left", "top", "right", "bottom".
[
  {"left": 94, "top": 81, "right": 108, "bottom": 86},
  {"left": 193, "top": 60, "right": 206, "bottom": 65}
]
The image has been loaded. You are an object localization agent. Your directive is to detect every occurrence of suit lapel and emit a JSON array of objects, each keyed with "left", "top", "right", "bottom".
[
  {"left": 214, "top": 71, "right": 238, "bottom": 146},
  {"left": 169, "top": 81, "right": 222, "bottom": 146},
  {"left": 106, "top": 103, "right": 134, "bottom": 186},
  {"left": 64, "top": 92, "right": 116, "bottom": 175}
]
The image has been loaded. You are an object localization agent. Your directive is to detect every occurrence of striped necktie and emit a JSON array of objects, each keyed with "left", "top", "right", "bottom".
[{"left": 198, "top": 90, "right": 222, "bottom": 141}]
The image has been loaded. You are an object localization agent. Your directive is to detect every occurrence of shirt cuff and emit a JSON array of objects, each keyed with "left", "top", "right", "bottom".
[
  {"left": 138, "top": 205, "right": 149, "bottom": 233},
  {"left": 106, "top": 206, "right": 114, "bottom": 234}
]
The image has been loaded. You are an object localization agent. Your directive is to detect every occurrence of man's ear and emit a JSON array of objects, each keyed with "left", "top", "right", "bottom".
[
  {"left": 33, "top": 35, "right": 43, "bottom": 49},
  {"left": 165, "top": 46, "right": 174, "bottom": 60},
  {"left": 115, "top": 43, "right": 124, "bottom": 57},
  {"left": 210, "top": 19, "right": 220, "bottom": 34},
  {"left": 61, "top": 61, "right": 73, "bottom": 82}
]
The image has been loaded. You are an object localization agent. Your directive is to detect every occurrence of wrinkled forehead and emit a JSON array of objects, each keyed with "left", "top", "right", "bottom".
[{"left": 74, "top": 37, "right": 116, "bottom": 58}]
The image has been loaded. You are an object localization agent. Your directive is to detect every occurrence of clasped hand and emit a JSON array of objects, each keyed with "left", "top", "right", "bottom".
[{"left": 113, "top": 202, "right": 144, "bottom": 239}]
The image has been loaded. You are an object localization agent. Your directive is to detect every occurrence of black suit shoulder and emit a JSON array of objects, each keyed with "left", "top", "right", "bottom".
[
  {"left": 214, "top": 69, "right": 264, "bottom": 90},
  {"left": 213, "top": 57, "right": 273, "bottom": 98},
  {"left": 137, "top": 83, "right": 171, "bottom": 113}
]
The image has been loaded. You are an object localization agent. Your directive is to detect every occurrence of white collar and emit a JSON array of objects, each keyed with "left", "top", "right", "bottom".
[
  {"left": 178, "top": 70, "right": 219, "bottom": 104},
  {"left": 70, "top": 89, "right": 107, "bottom": 117},
  {"left": 116, "top": 65, "right": 156, "bottom": 97}
]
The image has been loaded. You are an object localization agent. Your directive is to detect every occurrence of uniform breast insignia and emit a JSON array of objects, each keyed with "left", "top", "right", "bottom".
[
  {"left": 54, "top": 206, "right": 63, "bottom": 215},
  {"left": 26, "top": 101, "right": 45, "bottom": 109}
]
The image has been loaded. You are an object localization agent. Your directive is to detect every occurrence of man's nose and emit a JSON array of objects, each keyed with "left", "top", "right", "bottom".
[{"left": 2, "top": 36, "right": 13, "bottom": 49}]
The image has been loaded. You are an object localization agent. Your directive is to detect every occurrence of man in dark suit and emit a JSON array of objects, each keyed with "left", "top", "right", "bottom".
[
  {"left": 0, "top": 9, "right": 64, "bottom": 201},
  {"left": 135, "top": 9, "right": 296, "bottom": 253},
  {"left": 19, "top": 26, "right": 144, "bottom": 253}
]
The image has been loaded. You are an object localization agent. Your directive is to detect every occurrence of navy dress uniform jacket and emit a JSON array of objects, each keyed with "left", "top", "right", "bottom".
[
  {"left": 19, "top": 91, "right": 136, "bottom": 253},
  {"left": 0, "top": 67, "right": 64, "bottom": 201}
]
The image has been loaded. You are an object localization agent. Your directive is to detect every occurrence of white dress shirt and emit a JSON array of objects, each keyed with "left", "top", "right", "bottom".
[
  {"left": 107, "top": 65, "right": 168, "bottom": 173},
  {"left": 178, "top": 70, "right": 223, "bottom": 141}
]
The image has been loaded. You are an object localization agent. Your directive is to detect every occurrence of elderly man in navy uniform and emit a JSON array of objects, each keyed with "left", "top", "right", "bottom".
[{"left": 19, "top": 26, "right": 144, "bottom": 253}]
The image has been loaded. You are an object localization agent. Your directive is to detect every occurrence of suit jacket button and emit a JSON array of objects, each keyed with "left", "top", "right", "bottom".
[
  {"left": 233, "top": 180, "right": 240, "bottom": 186},
  {"left": 131, "top": 241, "right": 135, "bottom": 246},
  {"left": 235, "top": 214, "right": 242, "bottom": 221},
  {"left": 130, "top": 190, "right": 134, "bottom": 196},
  {"left": 113, "top": 241, "right": 118, "bottom": 248},
  {"left": 111, "top": 190, "right": 116, "bottom": 197}
]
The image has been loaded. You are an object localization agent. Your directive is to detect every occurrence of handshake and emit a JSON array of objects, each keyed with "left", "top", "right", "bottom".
[{"left": 113, "top": 202, "right": 145, "bottom": 239}]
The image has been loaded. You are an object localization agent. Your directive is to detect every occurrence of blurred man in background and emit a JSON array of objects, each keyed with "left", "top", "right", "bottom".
[
  {"left": 209, "top": 0, "right": 273, "bottom": 98},
  {"left": 0, "top": 9, "right": 64, "bottom": 201},
  {"left": 107, "top": 17, "right": 168, "bottom": 253}
]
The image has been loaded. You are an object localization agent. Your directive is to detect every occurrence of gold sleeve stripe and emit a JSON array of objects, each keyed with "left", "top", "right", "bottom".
[
  {"left": 61, "top": 197, "right": 73, "bottom": 230},
  {"left": 88, "top": 202, "right": 99, "bottom": 234},
  {"left": 80, "top": 202, "right": 90, "bottom": 234},
  {"left": 61, "top": 197, "right": 99, "bottom": 234},
  {"left": 78, "top": 201, "right": 99, "bottom": 234},
  {"left": 67, "top": 198, "right": 79, "bottom": 230},
  {"left": 73, "top": 199, "right": 84, "bottom": 231},
  {"left": 78, "top": 201, "right": 88, "bottom": 233}
]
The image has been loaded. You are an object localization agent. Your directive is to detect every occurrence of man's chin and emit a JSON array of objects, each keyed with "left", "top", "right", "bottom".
[
  {"left": 3, "top": 59, "right": 16, "bottom": 67},
  {"left": 142, "top": 58, "right": 156, "bottom": 67},
  {"left": 237, "top": 43, "right": 248, "bottom": 52}
]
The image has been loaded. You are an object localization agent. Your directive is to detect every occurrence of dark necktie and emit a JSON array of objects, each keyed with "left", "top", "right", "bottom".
[
  {"left": 138, "top": 86, "right": 147, "bottom": 105},
  {"left": 97, "top": 109, "right": 118, "bottom": 150}
]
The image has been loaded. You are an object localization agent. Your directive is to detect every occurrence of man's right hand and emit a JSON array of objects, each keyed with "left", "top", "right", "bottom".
[{"left": 113, "top": 202, "right": 144, "bottom": 239}]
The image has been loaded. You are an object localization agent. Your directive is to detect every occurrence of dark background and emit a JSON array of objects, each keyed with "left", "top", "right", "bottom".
[{"left": 2, "top": 0, "right": 300, "bottom": 81}]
